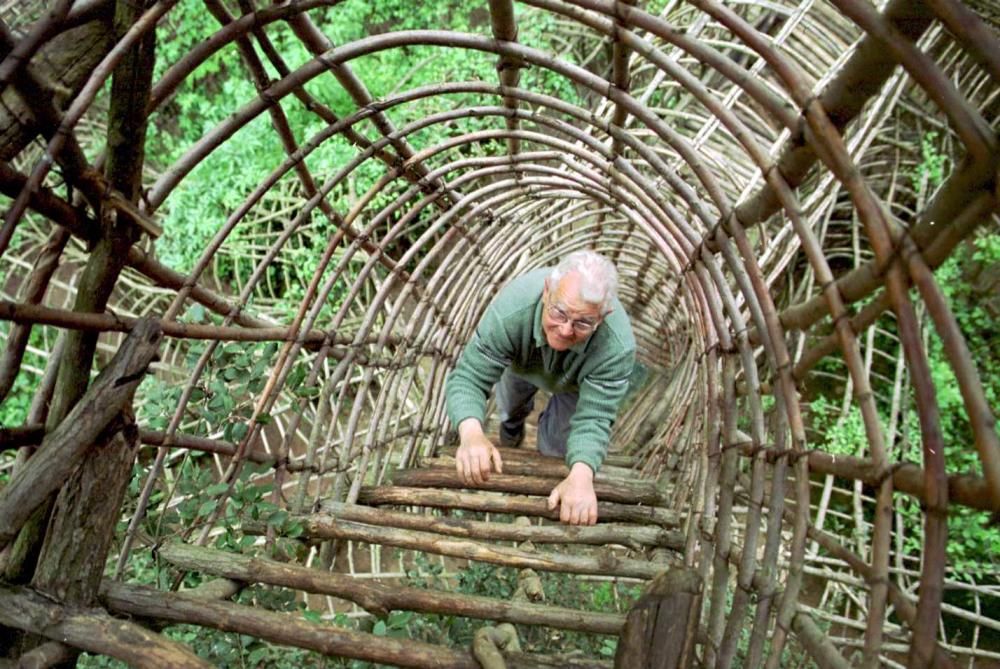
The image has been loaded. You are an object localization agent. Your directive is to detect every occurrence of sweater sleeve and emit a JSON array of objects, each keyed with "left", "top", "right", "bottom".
[
  {"left": 564, "top": 345, "right": 635, "bottom": 473},
  {"left": 445, "top": 305, "right": 514, "bottom": 428}
]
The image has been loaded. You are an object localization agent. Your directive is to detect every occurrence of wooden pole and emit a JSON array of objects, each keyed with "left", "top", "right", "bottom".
[
  {"left": 390, "top": 468, "right": 664, "bottom": 506},
  {"left": 101, "top": 581, "right": 483, "bottom": 669},
  {"left": 322, "top": 502, "right": 682, "bottom": 548},
  {"left": 0, "top": 584, "right": 211, "bottom": 668},
  {"left": 13, "top": 641, "right": 77, "bottom": 669},
  {"left": 158, "top": 542, "right": 626, "bottom": 635},
  {"left": 431, "top": 447, "right": 646, "bottom": 481},
  {"left": 356, "top": 486, "right": 679, "bottom": 526},
  {"left": 488, "top": 0, "right": 522, "bottom": 155},
  {"left": 263, "top": 515, "right": 670, "bottom": 579}
]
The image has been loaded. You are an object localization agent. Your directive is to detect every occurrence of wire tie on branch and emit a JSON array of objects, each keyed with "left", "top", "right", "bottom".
[
  {"left": 785, "top": 448, "right": 814, "bottom": 465},
  {"left": 828, "top": 309, "right": 857, "bottom": 334},
  {"left": 763, "top": 448, "right": 795, "bottom": 464},
  {"left": 854, "top": 389, "right": 875, "bottom": 406},
  {"left": 797, "top": 92, "right": 823, "bottom": 123},
  {"left": 696, "top": 341, "right": 720, "bottom": 362}
]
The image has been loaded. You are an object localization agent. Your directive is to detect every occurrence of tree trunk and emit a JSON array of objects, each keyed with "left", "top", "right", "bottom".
[
  {"left": 0, "top": 320, "right": 162, "bottom": 548},
  {"left": 31, "top": 424, "right": 138, "bottom": 601}
]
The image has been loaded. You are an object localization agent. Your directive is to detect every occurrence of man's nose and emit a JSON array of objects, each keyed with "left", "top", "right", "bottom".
[{"left": 557, "top": 320, "right": 576, "bottom": 336}]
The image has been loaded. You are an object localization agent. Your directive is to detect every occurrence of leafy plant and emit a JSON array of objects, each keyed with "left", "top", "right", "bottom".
[{"left": 911, "top": 131, "right": 949, "bottom": 193}]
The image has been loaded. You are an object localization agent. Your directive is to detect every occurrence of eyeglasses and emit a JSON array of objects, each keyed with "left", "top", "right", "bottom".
[{"left": 547, "top": 303, "right": 597, "bottom": 334}]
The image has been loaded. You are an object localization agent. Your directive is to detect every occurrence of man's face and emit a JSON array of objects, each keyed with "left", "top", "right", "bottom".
[{"left": 541, "top": 271, "right": 606, "bottom": 351}]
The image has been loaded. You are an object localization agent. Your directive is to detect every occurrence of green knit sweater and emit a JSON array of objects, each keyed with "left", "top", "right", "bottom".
[{"left": 445, "top": 268, "right": 636, "bottom": 473}]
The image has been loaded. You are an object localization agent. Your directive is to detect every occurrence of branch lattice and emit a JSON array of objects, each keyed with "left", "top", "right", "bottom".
[{"left": 0, "top": 0, "right": 998, "bottom": 667}]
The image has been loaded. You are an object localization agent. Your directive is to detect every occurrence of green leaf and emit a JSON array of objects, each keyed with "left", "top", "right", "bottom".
[
  {"left": 198, "top": 499, "right": 218, "bottom": 516},
  {"left": 205, "top": 483, "right": 230, "bottom": 496},
  {"left": 295, "top": 385, "right": 320, "bottom": 399},
  {"left": 230, "top": 422, "right": 249, "bottom": 441},
  {"left": 248, "top": 647, "right": 269, "bottom": 664}
]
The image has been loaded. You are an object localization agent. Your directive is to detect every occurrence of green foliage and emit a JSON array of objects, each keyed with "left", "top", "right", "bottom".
[
  {"left": 919, "top": 234, "right": 1000, "bottom": 577},
  {"left": 0, "top": 322, "right": 51, "bottom": 428},
  {"left": 910, "top": 131, "right": 949, "bottom": 193},
  {"left": 806, "top": 233, "right": 1000, "bottom": 582},
  {"left": 0, "top": 323, "right": 54, "bottom": 485},
  {"left": 0, "top": 354, "right": 32, "bottom": 428},
  {"left": 148, "top": 0, "right": 596, "bottom": 286},
  {"left": 807, "top": 395, "right": 867, "bottom": 457},
  {"left": 138, "top": 338, "right": 278, "bottom": 442}
]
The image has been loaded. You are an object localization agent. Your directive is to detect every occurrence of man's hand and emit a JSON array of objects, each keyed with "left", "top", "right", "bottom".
[
  {"left": 547, "top": 462, "right": 598, "bottom": 525},
  {"left": 455, "top": 418, "right": 503, "bottom": 486}
]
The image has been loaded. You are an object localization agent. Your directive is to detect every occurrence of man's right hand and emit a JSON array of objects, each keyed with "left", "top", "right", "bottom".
[{"left": 456, "top": 418, "right": 503, "bottom": 486}]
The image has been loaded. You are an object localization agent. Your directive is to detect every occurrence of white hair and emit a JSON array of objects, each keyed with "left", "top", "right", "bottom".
[{"left": 548, "top": 250, "right": 619, "bottom": 314}]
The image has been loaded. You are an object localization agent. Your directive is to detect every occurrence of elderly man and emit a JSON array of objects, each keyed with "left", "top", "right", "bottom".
[{"left": 445, "top": 251, "right": 636, "bottom": 525}]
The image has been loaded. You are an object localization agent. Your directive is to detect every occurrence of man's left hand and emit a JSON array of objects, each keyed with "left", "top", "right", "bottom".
[{"left": 547, "top": 462, "right": 598, "bottom": 526}]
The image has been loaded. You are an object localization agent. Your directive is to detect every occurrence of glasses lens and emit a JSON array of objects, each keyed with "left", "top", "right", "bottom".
[{"left": 549, "top": 302, "right": 595, "bottom": 334}]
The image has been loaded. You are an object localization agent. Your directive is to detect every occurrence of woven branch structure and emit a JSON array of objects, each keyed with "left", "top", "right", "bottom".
[{"left": 0, "top": 0, "right": 999, "bottom": 667}]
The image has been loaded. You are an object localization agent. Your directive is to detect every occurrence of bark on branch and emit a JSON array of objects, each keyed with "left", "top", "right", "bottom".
[
  {"left": 0, "top": 584, "right": 210, "bottom": 668},
  {"left": 0, "top": 15, "right": 113, "bottom": 161},
  {"left": 391, "top": 468, "right": 664, "bottom": 506},
  {"left": 13, "top": 640, "right": 77, "bottom": 669},
  {"left": 321, "top": 501, "right": 682, "bottom": 549},
  {"left": 157, "top": 542, "right": 625, "bottom": 634},
  {"left": 729, "top": 439, "right": 998, "bottom": 513},
  {"left": 256, "top": 514, "right": 670, "bottom": 579},
  {"left": 357, "top": 487, "right": 679, "bottom": 526},
  {"left": 100, "top": 581, "right": 482, "bottom": 669},
  {"left": 614, "top": 568, "right": 700, "bottom": 669}
]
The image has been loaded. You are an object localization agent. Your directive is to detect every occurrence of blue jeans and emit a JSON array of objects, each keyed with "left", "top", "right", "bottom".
[{"left": 495, "top": 368, "right": 578, "bottom": 458}]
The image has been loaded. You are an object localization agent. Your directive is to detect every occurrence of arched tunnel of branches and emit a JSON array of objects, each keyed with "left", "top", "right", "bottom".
[{"left": 0, "top": 0, "right": 998, "bottom": 666}]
